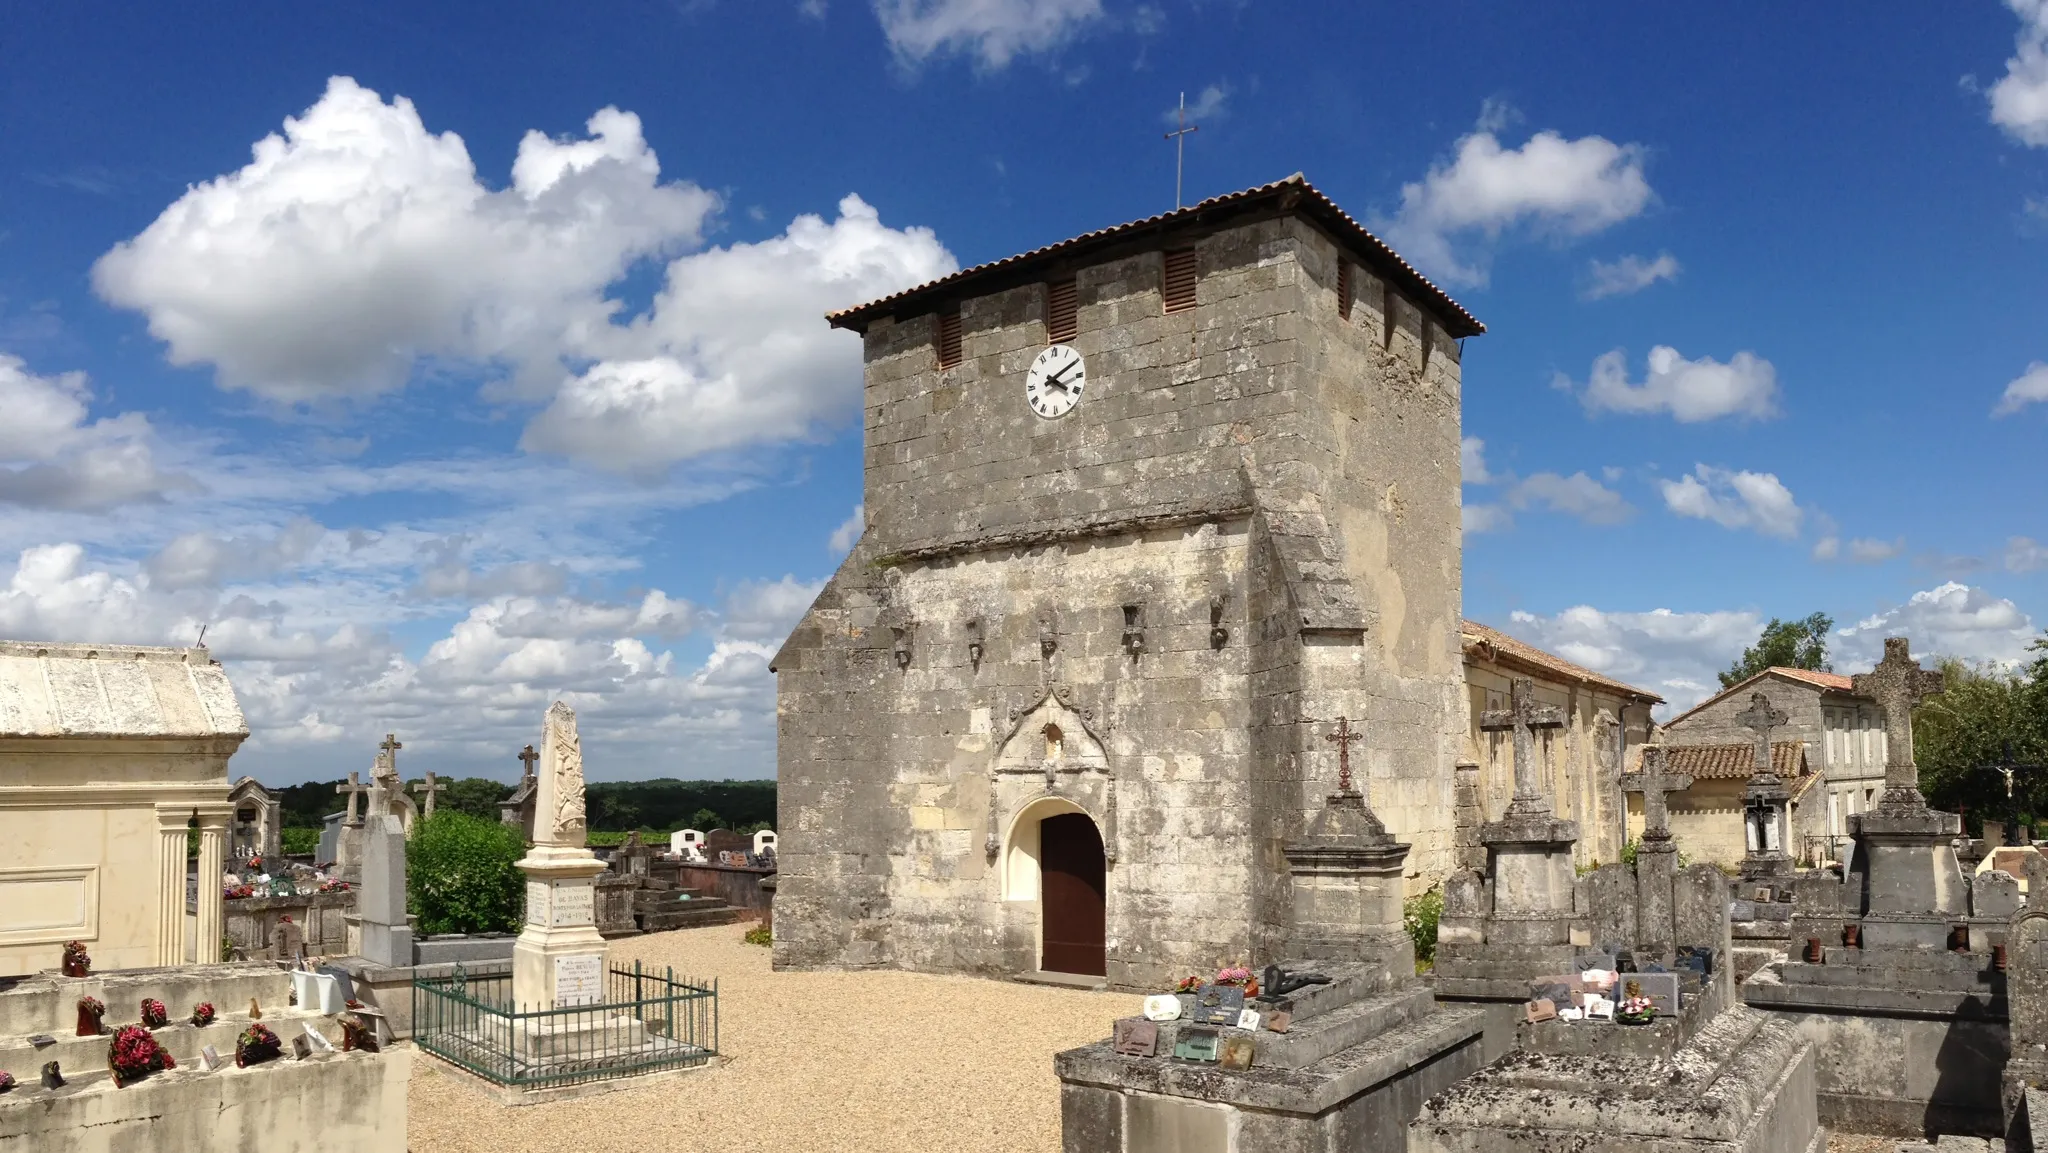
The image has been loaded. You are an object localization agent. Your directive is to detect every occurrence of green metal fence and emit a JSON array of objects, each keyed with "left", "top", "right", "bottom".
[{"left": 413, "top": 960, "right": 718, "bottom": 1089}]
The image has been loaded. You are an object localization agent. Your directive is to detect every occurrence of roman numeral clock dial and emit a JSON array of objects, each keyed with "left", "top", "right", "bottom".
[{"left": 1025, "top": 343, "right": 1086, "bottom": 419}]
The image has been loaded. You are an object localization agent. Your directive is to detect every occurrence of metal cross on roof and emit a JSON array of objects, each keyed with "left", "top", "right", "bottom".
[
  {"left": 1850, "top": 637, "right": 1944, "bottom": 796},
  {"left": 411, "top": 769, "right": 447, "bottom": 820},
  {"left": 1735, "top": 692, "right": 1790, "bottom": 785},
  {"left": 1325, "top": 716, "right": 1364, "bottom": 795},
  {"left": 1622, "top": 745, "right": 1695, "bottom": 840},
  {"left": 1163, "top": 91, "right": 1201, "bottom": 210},
  {"left": 517, "top": 743, "right": 540, "bottom": 783},
  {"left": 1479, "top": 677, "right": 1566, "bottom": 813},
  {"left": 334, "top": 771, "right": 365, "bottom": 824}
]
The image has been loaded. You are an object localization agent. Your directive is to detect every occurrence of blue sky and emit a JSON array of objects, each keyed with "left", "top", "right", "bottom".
[{"left": 2, "top": 1, "right": 2044, "bottom": 786}]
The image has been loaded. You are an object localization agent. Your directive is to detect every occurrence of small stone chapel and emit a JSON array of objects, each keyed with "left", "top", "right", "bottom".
[{"left": 772, "top": 176, "right": 1481, "bottom": 990}]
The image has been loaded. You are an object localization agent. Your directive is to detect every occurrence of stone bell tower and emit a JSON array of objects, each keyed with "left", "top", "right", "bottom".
[{"left": 771, "top": 175, "right": 1483, "bottom": 991}]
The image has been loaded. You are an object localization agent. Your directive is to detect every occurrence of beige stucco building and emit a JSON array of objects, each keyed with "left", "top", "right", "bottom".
[
  {"left": 1460, "top": 619, "right": 1661, "bottom": 869},
  {"left": 0, "top": 641, "right": 248, "bottom": 977}
]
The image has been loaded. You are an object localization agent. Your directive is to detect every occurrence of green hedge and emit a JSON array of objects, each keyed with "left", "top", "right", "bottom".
[
  {"left": 406, "top": 812, "right": 526, "bottom": 935},
  {"left": 280, "top": 828, "right": 321, "bottom": 855}
]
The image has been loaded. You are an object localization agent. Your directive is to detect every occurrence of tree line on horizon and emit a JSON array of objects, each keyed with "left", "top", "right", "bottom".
[{"left": 269, "top": 776, "right": 777, "bottom": 836}]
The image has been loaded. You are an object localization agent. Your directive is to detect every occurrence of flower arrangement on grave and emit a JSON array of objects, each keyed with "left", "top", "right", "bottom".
[
  {"left": 76, "top": 996, "right": 105, "bottom": 1036},
  {"left": 107, "top": 1025, "right": 174, "bottom": 1087},
  {"left": 1614, "top": 979, "right": 1657, "bottom": 1026},
  {"left": 0, "top": 1070, "right": 14, "bottom": 1093},
  {"left": 190, "top": 1002, "right": 216, "bottom": 1027},
  {"left": 60, "top": 940, "right": 90, "bottom": 977},
  {"left": 1215, "top": 966, "right": 1260, "bottom": 997},
  {"left": 339, "top": 1013, "right": 377, "bottom": 1053},
  {"left": 139, "top": 998, "right": 169, "bottom": 1029},
  {"left": 235, "top": 1023, "right": 281, "bottom": 1068},
  {"left": 318, "top": 878, "right": 350, "bottom": 893},
  {"left": 1173, "top": 975, "right": 1205, "bottom": 994}
]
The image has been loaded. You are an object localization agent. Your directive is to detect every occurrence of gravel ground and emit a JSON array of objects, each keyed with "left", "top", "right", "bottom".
[{"left": 407, "top": 923, "right": 1136, "bottom": 1153}]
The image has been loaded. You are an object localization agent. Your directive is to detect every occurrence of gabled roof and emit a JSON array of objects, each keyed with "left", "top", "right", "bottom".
[
  {"left": 825, "top": 174, "right": 1484, "bottom": 339},
  {"left": 1461, "top": 619, "right": 1662, "bottom": 704},
  {"left": 0, "top": 640, "right": 247, "bottom": 739},
  {"left": 1663, "top": 666, "right": 1864, "bottom": 728}
]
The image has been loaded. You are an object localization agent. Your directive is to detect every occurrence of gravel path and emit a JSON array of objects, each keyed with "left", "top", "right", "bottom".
[{"left": 407, "top": 923, "right": 1136, "bottom": 1153}]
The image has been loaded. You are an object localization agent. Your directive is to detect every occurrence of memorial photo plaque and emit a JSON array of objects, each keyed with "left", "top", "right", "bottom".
[
  {"left": 1235, "top": 1008, "right": 1260, "bottom": 1032},
  {"left": 1524, "top": 998, "right": 1557, "bottom": 1023},
  {"left": 1191, "top": 984, "right": 1245, "bottom": 1025},
  {"left": 1619, "top": 972, "right": 1680, "bottom": 1017},
  {"left": 1113, "top": 1018, "right": 1159, "bottom": 1057},
  {"left": 1218, "top": 1034, "right": 1255, "bottom": 1071}
]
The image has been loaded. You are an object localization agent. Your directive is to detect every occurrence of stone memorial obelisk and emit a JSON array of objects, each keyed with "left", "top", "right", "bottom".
[{"left": 512, "top": 702, "right": 609, "bottom": 1012}]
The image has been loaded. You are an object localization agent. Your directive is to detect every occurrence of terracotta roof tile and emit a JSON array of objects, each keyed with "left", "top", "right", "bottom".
[
  {"left": 1663, "top": 666, "right": 1865, "bottom": 728},
  {"left": 1461, "top": 619, "right": 1662, "bottom": 703},
  {"left": 825, "top": 174, "right": 1484, "bottom": 338},
  {"left": 1656, "top": 741, "right": 1809, "bottom": 781},
  {"left": 1768, "top": 667, "right": 1856, "bottom": 692}
]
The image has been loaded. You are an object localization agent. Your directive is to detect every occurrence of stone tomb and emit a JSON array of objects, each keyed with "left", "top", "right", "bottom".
[
  {"left": 1744, "top": 639, "right": 2010, "bottom": 1137},
  {"left": 1421, "top": 688, "right": 1822, "bottom": 1152},
  {"left": 1056, "top": 760, "right": 1490, "bottom": 1153}
]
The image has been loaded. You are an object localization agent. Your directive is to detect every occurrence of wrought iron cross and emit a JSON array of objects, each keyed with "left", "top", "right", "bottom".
[
  {"left": 1850, "top": 637, "right": 1944, "bottom": 795},
  {"left": 1479, "top": 677, "right": 1566, "bottom": 814},
  {"left": 1621, "top": 745, "right": 1695, "bottom": 840},
  {"left": 1326, "top": 716, "right": 1364, "bottom": 795},
  {"left": 334, "top": 771, "right": 365, "bottom": 824},
  {"left": 1164, "top": 91, "right": 1200, "bottom": 210},
  {"left": 1735, "top": 692, "right": 1789, "bottom": 784},
  {"left": 517, "top": 743, "right": 540, "bottom": 784},
  {"left": 412, "top": 770, "right": 447, "bottom": 820}
]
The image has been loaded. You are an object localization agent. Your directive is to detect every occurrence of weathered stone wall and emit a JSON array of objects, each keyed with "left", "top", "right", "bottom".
[
  {"left": 1667, "top": 677, "right": 1825, "bottom": 752},
  {"left": 775, "top": 211, "right": 1465, "bottom": 987}
]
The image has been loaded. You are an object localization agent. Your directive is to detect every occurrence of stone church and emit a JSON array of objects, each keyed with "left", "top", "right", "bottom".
[{"left": 772, "top": 176, "right": 1484, "bottom": 991}]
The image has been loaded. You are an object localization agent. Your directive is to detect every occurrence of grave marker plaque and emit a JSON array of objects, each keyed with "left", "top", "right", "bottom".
[
  {"left": 553, "top": 954, "right": 604, "bottom": 1006},
  {"left": 1618, "top": 972, "right": 1680, "bottom": 1018},
  {"left": 1218, "top": 1034, "right": 1256, "bottom": 1071},
  {"left": 550, "top": 883, "right": 594, "bottom": 928},
  {"left": 1190, "top": 984, "right": 1244, "bottom": 1025},
  {"left": 1173, "top": 1026, "right": 1220, "bottom": 1062},
  {"left": 1112, "top": 1018, "right": 1158, "bottom": 1057}
]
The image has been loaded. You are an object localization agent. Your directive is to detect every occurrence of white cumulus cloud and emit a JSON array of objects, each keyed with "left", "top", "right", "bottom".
[
  {"left": 1460, "top": 437, "right": 1491, "bottom": 484},
  {"left": 94, "top": 77, "right": 717, "bottom": 405},
  {"left": 1660, "top": 465, "right": 1803, "bottom": 538},
  {"left": 1383, "top": 111, "right": 1653, "bottom": 287},
  {"left": 1492, "top": 604, "right": 1767, "bottom": 717},
  {"left": 1813, "top": 535, "right": 1905, "bottom": 565},
  {"left": 1994, "top": 361, "right": 2048, "bottom": 416},
  {"left": 1834, "top": 582, "right": 2040, "bottom": 671},
  {"left": 521, "top": 194, "right": 955, "bottom": 471},
  {"left": 1563, "top": 346, "right": 1780, "bottom": 422},
  {"left": 873, "top": 0, "right": 1103, "bottom": 68},
  {"left": 1164, "top": 84, "right": 1228, "bottom": 125},
  {"left": 1462, "top": 503, "right": 1511, "bottom": 534},
  {"left": 1505, "top": 471, "right": 1632, "bottom": 525},
  {"left": 0, "top": 353, "right": 182, "bottom": 509},
  {"left": 1991, "top": 0, "right": 2048, "bottom": 146},
  {"left": 1583, "top": 252, "right": 1680, "bottom": 300},
  {"left": 828, "top": 505, "right": 866, "bottom": 553}
]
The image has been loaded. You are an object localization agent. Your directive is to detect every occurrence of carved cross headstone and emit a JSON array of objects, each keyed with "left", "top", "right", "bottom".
[
  {"left": 335, "top": 772, "right": 366, "bottom": 827},
  {"left": 1621, "top": 746, "right": 1694, "bottom": 841},
  {"left": 1325, "top": 716, "right": 1364, "bottom": 795},
  {"left": 1850, "top": 637, "right": 1945, "bottom": 799},
  {"left": 1479, "top": 678, "right": 1566, "bottom": 815},
  {"left": 412, "top": 770, "right": 447, "bottom": 820},
  {"left": 1736, "top": 692, "right": 1789, "bottom": 785},
  {"left": 517, "top": 743, "right": 539, "bottom": 786},
  {"left": 379, "top": 732, "right": 403, "bottom": 772}
]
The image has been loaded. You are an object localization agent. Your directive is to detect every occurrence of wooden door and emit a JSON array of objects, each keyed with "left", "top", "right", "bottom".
[{"left": 1039, "top": 812, "right": 1106, "bottom": 976}]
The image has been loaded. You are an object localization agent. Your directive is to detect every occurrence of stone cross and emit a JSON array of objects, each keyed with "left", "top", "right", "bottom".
[
  {"left": 1850, "top": 637, "right": 1944, "bottom": 796},
  {"left": 377, "top": 733, "right": 403, "bottom": 778},
  {"left": 335, "top": 772, "right": 365, "bottom": 826},
  {"left": 412, "top": 770, "right": 447, "bottom": 820},
  {"left": 1325, "top": 716, "right": 1364, "bottom": 795},
  {"left": 1479, "top": 678, "right": 1566, "bottom": 814},
  {"left": 518, "top": 743, "right": 539, "bottom": 785},
  {"left": 1621, "top": 746, "right": 1695, "bottom": 840},
  {"left": 1736, "top": 692, "right": 1790, "bottom": 784}
]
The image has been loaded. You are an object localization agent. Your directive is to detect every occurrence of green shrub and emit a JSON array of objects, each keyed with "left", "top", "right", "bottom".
[
  {"left": 743, "top": 924, "right": 772, "bottom": 947},
  {"left": 407, "top": 812, "right": 527, "bottom": 935},
  {"left": 1404, "top": 887, "right": 1443, "bottom": 971},
  {"left": 280, "top": 828, "right": 321, "bottom": 855}
]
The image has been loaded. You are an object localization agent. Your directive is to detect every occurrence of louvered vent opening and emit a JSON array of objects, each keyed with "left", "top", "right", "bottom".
[
  {"left": 936, "top": 310, "right": 963, "bottom": 369},
  {"left": 1162, "top": 248, "right": 1199, "bottom": 313},
  {"left": 1337, "top": 261, "right": 1354, "bottom": 321},
  {"left": 1046, "top": 279, "right": 1079, "bottom": 343}
]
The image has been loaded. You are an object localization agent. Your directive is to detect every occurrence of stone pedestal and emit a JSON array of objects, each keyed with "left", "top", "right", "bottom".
[
  {"left": 1636, "top": 834, "right": 1679, "bottom": 961},
  {"left": 355, "top": 814, "right": 412, "bottom": 969},
  {"left": 512, "top": 844, "right": 610, "bottom": 1012},
  {"left": 1282, "top": 790, "right": 1411, "bottom": 963},
  {"left": 1855, "top": 798, "right": 1969, "bottom": 951}
]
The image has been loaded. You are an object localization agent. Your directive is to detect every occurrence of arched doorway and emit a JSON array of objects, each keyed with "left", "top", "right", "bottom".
[{"left": 1038, "top": 812, "right": 1106, "bottom": 976}]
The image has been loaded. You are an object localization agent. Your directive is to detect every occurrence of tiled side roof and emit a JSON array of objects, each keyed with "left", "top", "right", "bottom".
[
  {"left": 825, "top": 174, "right": 1484, "bottom": 338},
  {"left": 1462, "top": 619, "right": 1662, "bottom": 704},
  {"left": 1769, "top": 667, "right": 1856, "bottom": 692},
  {"left": 1659, "top": 741, "right": 1809, "bottom": 781}
]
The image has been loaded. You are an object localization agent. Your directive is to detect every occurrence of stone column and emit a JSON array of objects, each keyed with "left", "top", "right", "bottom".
[
  {"left": 154, "top": 807, "right": 190, "bottom": 966},
  {"left": 195, "top": 810, "right": 229, "bottom": 964},
  {"left": 513, "top": 702, "right": 610, "bottom": 1012}
]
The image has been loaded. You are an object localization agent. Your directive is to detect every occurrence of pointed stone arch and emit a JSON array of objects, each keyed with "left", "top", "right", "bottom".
[{"left": 984, "top": 689, "right": 1117, "bottom": 869}]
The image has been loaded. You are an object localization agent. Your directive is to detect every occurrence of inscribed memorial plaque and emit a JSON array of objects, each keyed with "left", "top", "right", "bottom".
[
  {"left": 1190, "top": 984, "right": 1244, "bottom": 1025},
  {"left": 1172, "top": 1026, "right": 1219, "bottom": 1062},
  {"left": 1264, "top": 1011, "right": 1291, "bottom": 1034},
  {"left": 1141, "top": 994, "right": 1182, "bottom": 1022},
  {"left": 525, "top": 882, "right": 548, "bottom": 926},
  {"left": 1112, "top": 1018, "right": 1158, "bottom": 1057},
  {"left": 550, "top": 884, "right": 594, "bottom": 927},
  {"left": 1618, "top": 972, "right": 1679, "bottom": 1017},
  {"left": 553, "top": 953, "right": 604, "bottom": 1006},
  {"left": 1524, "top": 998, "right": 1557, "bottom": 1023}
]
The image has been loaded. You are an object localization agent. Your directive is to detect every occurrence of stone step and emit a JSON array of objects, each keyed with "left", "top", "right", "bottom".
[
  {"left": 1, "top": 1009, "right": 336, "bottom": 1073},
  {"left": 1254, "top": 986, "right": 1439, "bottom": 1070},
  {"left": 1013, "top": 970, "right": 1107, "bottom": 991}
]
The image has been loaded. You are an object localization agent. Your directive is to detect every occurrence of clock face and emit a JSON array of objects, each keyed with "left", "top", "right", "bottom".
[{"left": 1025, "top": 344, "right": 1086, "bottom": 419}]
